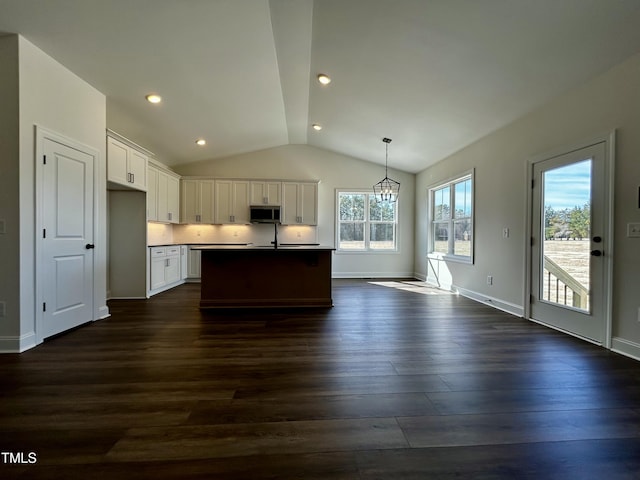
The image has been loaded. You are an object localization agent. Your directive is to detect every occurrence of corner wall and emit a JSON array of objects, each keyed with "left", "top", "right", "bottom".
[
  {"left": 415, "top": 52, "right": 640, "bottom": 357},
  {"left": 0, "top": 35, "right": 107, "bottom": 352}
]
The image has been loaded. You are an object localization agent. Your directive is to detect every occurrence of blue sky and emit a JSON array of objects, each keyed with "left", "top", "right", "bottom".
[{"left": 544, "top": 159, "right": 591, "bottom": 210}]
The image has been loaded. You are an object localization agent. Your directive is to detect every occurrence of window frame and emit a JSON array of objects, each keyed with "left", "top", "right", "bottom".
[
  {"left": 336, "top": 190, "right": 399, "bottom": 253},
  {"left": 427, "top": 170, "right": 474, "bottom": 264}
]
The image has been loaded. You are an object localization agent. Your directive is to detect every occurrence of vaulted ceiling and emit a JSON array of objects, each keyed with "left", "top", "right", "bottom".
[{"left": 2, "top": 0, "right": 640, "bottom": 172}]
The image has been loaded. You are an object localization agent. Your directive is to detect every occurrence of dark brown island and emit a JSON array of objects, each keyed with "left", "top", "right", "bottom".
[{"left": 192, "top": 245, "right": 335, "bottom": 308}]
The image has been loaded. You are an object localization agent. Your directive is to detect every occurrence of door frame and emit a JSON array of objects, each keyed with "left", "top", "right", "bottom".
[
  {"left": 523, "top": 131, "right": 615, "bottom": 348},
  {"left": 34, "top": 126, "right": 100, "bottom": 344}
]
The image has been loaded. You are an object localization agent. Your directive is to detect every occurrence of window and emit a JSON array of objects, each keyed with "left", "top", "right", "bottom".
[
  {"left": 337, "top": 191, "right": 397, "bottom": 251},
  {"left": 429, "top": 172, "right": 473, "bottom": 262}
]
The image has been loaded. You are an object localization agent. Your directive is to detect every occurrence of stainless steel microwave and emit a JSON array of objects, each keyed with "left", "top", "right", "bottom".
[{"left": 250, "top": 205, "right": 281, "bottom": 223}]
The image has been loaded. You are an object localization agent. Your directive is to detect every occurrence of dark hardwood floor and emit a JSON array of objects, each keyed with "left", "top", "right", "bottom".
[{"left": 2, "top": 279, "right": 640, "bottom": 479}]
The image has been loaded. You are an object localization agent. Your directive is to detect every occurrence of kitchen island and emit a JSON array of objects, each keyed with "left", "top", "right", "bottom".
[{"left": 191, "top": 245, "right": 334, "bottom": 308}]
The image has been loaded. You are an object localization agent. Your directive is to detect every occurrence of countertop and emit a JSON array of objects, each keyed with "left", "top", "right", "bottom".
[{"left": 190, "top": 244, "right": 335, "bottom": 251}]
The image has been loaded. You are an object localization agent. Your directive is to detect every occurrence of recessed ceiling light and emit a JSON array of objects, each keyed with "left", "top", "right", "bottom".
[
  {"left": 312, "top": 124, "right": 322, "bottom": 131},
  {"left": 317, "top": 74, "right": 331, "bottom": 85},
  {"left": 145, "top": 93, "right": 162, "bottom": 104},
  {"left": 195, "top": 139, "right": 206, "bottom": 146}
]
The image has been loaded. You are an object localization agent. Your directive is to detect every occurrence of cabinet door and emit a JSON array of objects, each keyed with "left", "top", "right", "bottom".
[
  {"left": 187, "top": 248, "right": 201, "bottom": 278},
  {"left": 181, "top": 179, "right": 199, "bottom": 223},
  {"left": 180, "top": 246, "right": 188, "bottom": 280},
  {"left": 107, "top": 137, "right": 129, "bottom": 186},
  {"left": 281, "top": 182, "right": 299, "bottom": 225},
  {"left": 167, "top": 175, "right": 180, "bottom": 223},
  {"left": 266, "top": 182, "right": 282, "bottom": 205},
  {"left": 299, "top": 183, "right": 318, "bottom": 225},
  {"left": 232, "top": 181, "right": 250, "bottom": 224},
  {"left": 214, "top": 180, "right": 233, "bottom": 223},
  {"left": 128, "top": 149, "right": 148, "bottom": 191},
  {"left": 147, "top": 167, "right": 158, "bottom": 221},
  {"left": 156, "top": 171, "right": 169, "bottom": 222},
  {"left": 250, "top": 181, "right": 282, "bottom": 205},
  {"left": 150, "top": 256, "right": 167, "bottom": 290},
  {"left": 199, "top": 180, "right": 215, "bottom": 223},
  {"left": 165, "top": 255, "right": 180, "bottom": 284}
]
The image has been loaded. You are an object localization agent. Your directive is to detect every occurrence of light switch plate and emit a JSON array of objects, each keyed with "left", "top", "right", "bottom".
[{"left": 627, "top": 223, "right": 640, "bottom": 238}]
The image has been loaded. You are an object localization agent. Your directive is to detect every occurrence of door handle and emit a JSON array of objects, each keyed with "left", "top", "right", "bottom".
[
  {"left": 590, "top": 249, "right": 602, "bottom": 257},
  {"left": 85, "top": 244, "right": 95, "bottom": 249},
  {"left": 592, "top": 236, "right": 602, "bottom": 243}
]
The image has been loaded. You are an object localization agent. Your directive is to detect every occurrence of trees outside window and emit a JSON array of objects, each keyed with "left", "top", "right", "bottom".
[
  {"left": 429, "top": 173, "right": 474, "bottom": 262},
  {"left": 337, "top": 192, "right": 397, "bottom": 251}
]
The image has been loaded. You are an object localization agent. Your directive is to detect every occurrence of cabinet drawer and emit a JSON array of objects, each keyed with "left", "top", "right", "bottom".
[
  {"left": 166, "top": 246, "right": 180, "bottom": 256},
  {"left": 150, "top": 247, "right": 166, "bottom": 257}
]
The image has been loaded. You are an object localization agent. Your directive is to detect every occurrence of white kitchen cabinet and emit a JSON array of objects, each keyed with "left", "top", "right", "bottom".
[
  {"left": 180, "top": 245, "right": 188, "bottom": 280},
  {"left": 147, "top": 167, "right": 158, "bottom": 220},
  {"left": 187, "top": 247, "right": 201, "bottom": 280},
  {"left": 148, "top": 246, "right": 183, "bottom": 295},
  {"left": 181, "top": 179, "right": 215, "bottom": 223},
  {"left": 282, "top": 182, "right": 318, "bottom": 225},
  {"left": 214, "top": 180, "right": 250, "bottom": 224},
  {"left": 149, "top": 164, "right": 180, "bottom": 223},
  {"left": 107, "top": 136, "right": 147, "bottom": 191},
  {"left": 250, "top": 181, "right": 281, "bottom": 205}
]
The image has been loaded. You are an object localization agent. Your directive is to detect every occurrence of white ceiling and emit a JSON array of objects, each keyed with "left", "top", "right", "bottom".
[{"left": 2, "top": 0, "right": 640, "bottom": 173}]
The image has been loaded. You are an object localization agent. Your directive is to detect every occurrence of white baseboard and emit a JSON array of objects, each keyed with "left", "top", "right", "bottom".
[
  {"left": 0, "top": 332, "right": 38, "bottom": 353},
  {"left": 611, "top": 337, "right": 640, "bottom": 361},
  {"left": 97, "top": 305, "right": 110, "bottom": 320},
  {"left": 453, "top": 285, "right": 525, "bottom": 317},
  {"left": 332, "top": 271, "right": 415, "bottom": 279}
]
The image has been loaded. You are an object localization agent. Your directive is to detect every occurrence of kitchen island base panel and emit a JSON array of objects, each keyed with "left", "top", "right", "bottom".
[{"left": 199, "top": 248, "right": 333, "bottom": 308}]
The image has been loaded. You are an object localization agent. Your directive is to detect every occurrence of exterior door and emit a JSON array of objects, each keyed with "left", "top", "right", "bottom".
[
  {"left": 530, "top": 142, "right": 608, "bottom": 343},
  {"left": 41, "top": 136, "right": 95, "bottom": 339}
]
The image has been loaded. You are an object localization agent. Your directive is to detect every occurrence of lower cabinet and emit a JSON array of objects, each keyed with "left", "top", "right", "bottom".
[
  {"left": 148, "top": 246, "right": 184, "bottom": 296},
  {"left": 187, "top": 247, "right": 202, "bottom": 281}
]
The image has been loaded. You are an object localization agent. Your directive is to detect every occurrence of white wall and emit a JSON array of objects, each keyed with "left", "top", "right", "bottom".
[
  {"left": 0, "top": 35, "right": 107, "bottom": 352},
  {"left": 0, "top": 35, "right": 20, "bottom": 344},
  {"left": 174, "top": 144, "right": 416, "bottom": 277},
  {"left": 415, "top": 52, "right": 640, "bottom": 358}
]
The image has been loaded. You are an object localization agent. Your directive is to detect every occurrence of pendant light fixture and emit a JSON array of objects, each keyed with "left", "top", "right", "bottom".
[{"left": 373, "top": 137, "right": 400, "bottom": 203}]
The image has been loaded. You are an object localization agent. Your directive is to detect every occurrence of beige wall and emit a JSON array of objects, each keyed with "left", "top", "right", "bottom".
[
  {"left": 0, "top": 35, "right": 107, "bottom": 351},
  {"left": 415, "top": 52, "right": 640, "bottom": 358},
  {"left": 175, "top": 144, "right": 416, "bottom": 277}
]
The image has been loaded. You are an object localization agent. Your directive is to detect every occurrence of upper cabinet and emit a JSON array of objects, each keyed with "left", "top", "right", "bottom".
[
  {"left": 181, "top": 179, "right": 215, "bottom": 224},
  {"left": 250, "top": 181, "right": 281, "bottom": 205},
  {"left": 282, "top": 182, "right": 318, "bottom": 225},
  {"left": 148, "top": 163, "right": 180, "bottom": 223},
  {"left": 107, "top": 136, "right": 147, "bottom": 191},
  {"left": 215, "top": 180, "right": 250, "bottom": 224}
]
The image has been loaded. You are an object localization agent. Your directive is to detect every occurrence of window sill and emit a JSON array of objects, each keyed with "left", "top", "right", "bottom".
[{"left": 427, "top": 252, "right": 473, "bottom": 265}]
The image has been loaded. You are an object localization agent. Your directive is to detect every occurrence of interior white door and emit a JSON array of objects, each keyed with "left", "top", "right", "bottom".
[
  {"left": 41, "top": 137, "right": 95, "bottom": 339},
  {"left": 530, "top": 142, "right": 608, "bottom": 343}
]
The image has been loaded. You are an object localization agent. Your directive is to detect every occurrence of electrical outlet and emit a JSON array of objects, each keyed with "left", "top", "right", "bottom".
[
  {"left": 503, "top": 227, "right": 509, "bottom": 238},
  {"left": 487, "top": 275, "right": 493, "bottom": 286},
  {"left": 628, "top": 223, "right": 640, "bottom": 238}
]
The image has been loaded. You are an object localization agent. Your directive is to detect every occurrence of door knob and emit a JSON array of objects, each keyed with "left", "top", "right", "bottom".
[
  {"left": 85, "top": 244, "right": 95, "bottom": 249},
  {"left": 590, "top": 249, "right": 602, "bottom": 257}
]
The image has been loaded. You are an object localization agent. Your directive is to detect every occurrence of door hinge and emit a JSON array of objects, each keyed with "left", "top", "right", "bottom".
[
  {"left": 531, "top": 178, "right": 535, "bottom": 188},
  {"left": 43, "top": 302, "right": 46, "bottom": 312},
  {"left": 43, "top": 155, "right": 47, "bottom": 165}
]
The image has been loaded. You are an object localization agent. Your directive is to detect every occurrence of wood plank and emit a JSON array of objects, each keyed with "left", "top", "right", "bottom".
[{"left": 1, "top": 280, "right": 640, "bottom": 478}]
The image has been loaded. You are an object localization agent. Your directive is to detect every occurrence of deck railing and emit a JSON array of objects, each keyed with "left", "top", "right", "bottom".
[{"left": 543, "top": 256, "right": 589, "bottom": 309}]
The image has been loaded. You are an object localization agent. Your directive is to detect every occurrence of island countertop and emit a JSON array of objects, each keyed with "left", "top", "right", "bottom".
[{"left": 190, "top": 244, "right": 335, "bottom": 251}]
